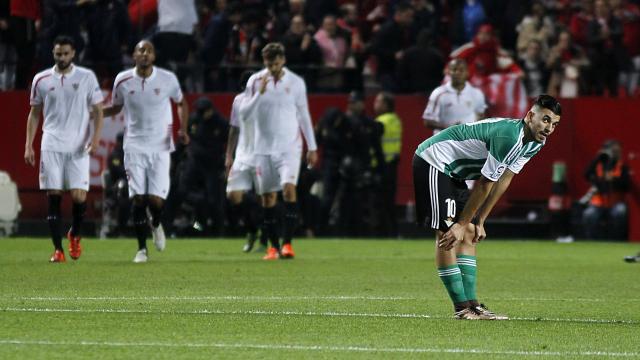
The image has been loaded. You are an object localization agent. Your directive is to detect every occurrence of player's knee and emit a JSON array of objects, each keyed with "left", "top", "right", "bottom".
[
  {"left": 283, "top": 184, "right": 297, "bottom": 202},
  {"left": 70, "top": 190, "right": 87, "bottom": 203},
  {"left": 227, "top": 191, "right": 243, "bottom": 205},
  {"left": 261, "top": 193, "right": 277, "bottom": 207}
]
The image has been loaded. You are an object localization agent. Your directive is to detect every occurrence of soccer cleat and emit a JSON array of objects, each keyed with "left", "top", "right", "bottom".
[
  {"left": 67, "top": 230, "right": 82, "bottom": 260},
  {"left": 475, "top": 304, "right": 509, "bottom": 320},
  {"left": 262, "top": 247, "right": 280, "bottom": 260},
  {"left": 280, "top": 244, "right": 295, "bottom": 259},
  {"left": 453, "top": 308, "right": 482, "bottom": 320},
  {"left": 133, "top": 248, "right": 148, "bottom": 263},
  {"left": 50, "top": 250, "right": 66, "bottom": 263},
  {"left": 151, "top": 224, "right": 166, "bottom": 251},
  {"left": 242, "top": 233, "right": 257, "bottom": 253},
  {"left": 624, "top": 254, "right": 640, "bottom": 263}
]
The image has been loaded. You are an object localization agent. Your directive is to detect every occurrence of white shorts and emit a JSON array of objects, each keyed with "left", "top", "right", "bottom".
[
  {"left": 39, "top": 151, "right": 90, "bottom": 191},
  {"left": 124, "top": 152, "right": 171, "bottom": 199},
  {"left": 255, "top": 152, "right": 301, "bottom": 195},
  {"left": 226, "top": 161, "right": 257, "bottom": 193}
]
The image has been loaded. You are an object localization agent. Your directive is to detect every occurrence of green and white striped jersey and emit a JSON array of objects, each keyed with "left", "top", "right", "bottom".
[{"left": 415, "top": 118, "right": 544, "bottom": 181}]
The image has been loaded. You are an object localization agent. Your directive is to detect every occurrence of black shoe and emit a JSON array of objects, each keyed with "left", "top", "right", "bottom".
[
  {"left": 624, "top": 254, "right": 640, "bottom": 263},
  {"left": 242, "top": 233, "right": 257, "bottom": 253}
]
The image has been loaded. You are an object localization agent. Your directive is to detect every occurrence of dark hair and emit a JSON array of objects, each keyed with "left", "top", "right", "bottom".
[
  {"left": 533, "top": 94, "right": 561, "bottom": 116},
  {"left": 239, "top": 70, "right": 254, "bottom": 91},
  {"left": 53, "top": 35, "right": 75, "bottom": 49},
  {"left": 379, "top": 92, "right": 395, "bottom": 111},
  {"left": 262, "top": 42, "right": 285, "bottom": 60}
]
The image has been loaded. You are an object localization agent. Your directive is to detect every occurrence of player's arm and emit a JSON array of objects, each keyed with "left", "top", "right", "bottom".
[
  {"left": 87, "top": 103, "right": 104, "bottom": 155},
  {"left": 238, "top": 75, "right": 267, "bottom": 120},
  {"left": 438, "top": 176, "right": 495, "bottom": 250},
  {"left": 102, "top": 104, "right": 123, "bottom": 118},
  {"left": 24, "top": 105, "right": 42, "bottom": 166},
  {"left": 176, "top": 97, "right": 190, "bottom": 145},
  {"left": 473, "top": 169, "right": 516, "bottom": 242},
  {"left": 295, "top": 81, "right": 318, "bottom": 167},
  {"left": 225, "top": 126, "right": 239, "bottom": 177}
]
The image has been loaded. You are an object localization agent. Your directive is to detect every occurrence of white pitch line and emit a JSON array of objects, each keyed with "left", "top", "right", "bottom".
[
  {"left": 1, "top": 307, "right": 638, "bottom": 325},
  {"left": 3, "top": 295, "right": 634, "bottom": 303},
  {"left": 0, "top": 339, "right": 637, "bottom": 358}
]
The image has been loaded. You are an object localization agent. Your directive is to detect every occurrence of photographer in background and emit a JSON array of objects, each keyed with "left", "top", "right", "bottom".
[{"left": 582, "top": 140, "right": 631, "bottom": 240}]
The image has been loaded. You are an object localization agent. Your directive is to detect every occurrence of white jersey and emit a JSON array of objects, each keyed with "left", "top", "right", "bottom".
[
  {"left": 422, "top": 81, "right": 486, "bottom": 130},
  {"left": 30, "top": 64, "right": 103, "bottom": 153},
  {"left": 230, "top": 92, "right": 255, "bottom": 165},
  {"left": 112, "top": 67, "right": 183, "bottom": 153},
  {"left": 241, "top": 67, "right": 317, "bottom": 155}
]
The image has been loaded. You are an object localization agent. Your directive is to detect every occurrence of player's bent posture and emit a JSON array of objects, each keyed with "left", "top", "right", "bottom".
[
  {"left": 103, "top": 40, "right": 189, "bottom": 263},
  {"left": 24, "top": 35, "right": 104, "bottom": 262},
  {"left": 241, "top": 43, "right": 318, "bottom": 260},
  {"left": 413, "top": 95, "right": 561, "bottom": 319},
  {"left": 225, "top": 71, "right": 262, "bottom": 252}
]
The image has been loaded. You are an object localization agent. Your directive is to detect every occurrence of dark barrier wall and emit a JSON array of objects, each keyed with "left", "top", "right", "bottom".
[{"left": 1, "top": 92, "right": 639, "bottom": 241}]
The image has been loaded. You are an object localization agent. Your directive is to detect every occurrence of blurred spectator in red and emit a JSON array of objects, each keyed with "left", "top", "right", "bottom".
[
  {"left": 611, "top": 0, "right": 640, "bottom": 96},
  {"left": 516, "top": 1, "right": 556, "bottom": 58},
  {"left": 545, "top": 30, "right": 589, "bottom": 98},
  {"left": 518, "top": 39, "right": 550, "bottom": 97},
  {"left": 370, "top": 1, "right": 414, "bottom": 91},
  {"left": 450, "top": 24, "right": 523, "bottom": 79},
  {"left": 569, "top": 0, "right": 594, "bottom": 47},
  {"left": 396, "top": 28, "right": 444, "bottom": 94},
  {"left": 586, "top": 0, "right": 626, "bottom": 96}
]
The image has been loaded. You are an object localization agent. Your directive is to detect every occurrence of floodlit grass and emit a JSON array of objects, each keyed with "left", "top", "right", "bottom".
[{"left": 1, "top": 238, "right": 639, "bottom": 359}]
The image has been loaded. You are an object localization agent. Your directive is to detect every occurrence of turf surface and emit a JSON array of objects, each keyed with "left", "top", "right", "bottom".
[{"left": 1, "top": 238, "right": 639, "bottom": 359}]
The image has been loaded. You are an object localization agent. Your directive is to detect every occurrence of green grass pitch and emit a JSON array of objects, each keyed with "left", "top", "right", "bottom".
[{"left": 1, "top": 238, "right": 639, "bottom": 359}]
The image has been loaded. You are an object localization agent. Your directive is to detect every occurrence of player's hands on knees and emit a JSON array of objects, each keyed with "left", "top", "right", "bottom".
[
  {"left": 473, "top": 223, "right": 486, "bottom": 243},
  {"left": 439, "top": 223, "right": 465, "bottom": 251},
  {"left": 24, "top": 146, "right": 35, "bottom": 166}
]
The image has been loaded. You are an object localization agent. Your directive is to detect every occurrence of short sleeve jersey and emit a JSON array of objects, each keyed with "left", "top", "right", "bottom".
[
  {"left": 422, "top": 82, "right": 487, "bottom": 129},
  {"left": 112, "top": 66, "right": 183, "bottom": 153},
  {"left": 415, "top": 118, "right": 544, "bottom": 181},
  {"left": 230, "top": 92, "right": 256, "bottom": 165},
  {"left": 30, "top": 65, "right": 103, "bottom": 153}
]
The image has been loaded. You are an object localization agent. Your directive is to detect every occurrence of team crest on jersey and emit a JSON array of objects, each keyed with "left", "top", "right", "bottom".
[
  {"left": 49, "top": 87, "right": 55, "bottom": 92},
  {"left": 72, "top": 83, "right": 79, "bottom": 91},
  {"left": 285, "top": 87, "right": 290, "bottom": 94},
  {"left": 466, "top": 100, "right": 471, "bottom": 107},
  {"left": 129, "top": 90, "right": 135, "bottom": 95},
  {"left": 154, "top": 88, "right": 161, "bottom": 95}
]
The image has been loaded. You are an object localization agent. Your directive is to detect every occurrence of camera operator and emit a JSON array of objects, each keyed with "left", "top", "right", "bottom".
[{"left": 582, "top": 140, "right": 631, "bottom": 240}]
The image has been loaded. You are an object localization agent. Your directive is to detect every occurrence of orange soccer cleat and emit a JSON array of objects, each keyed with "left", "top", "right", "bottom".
[
  {"left": 67, "top": 230, "right": 82, "bottom": 260},
  {"left": 262, "top": 247, "right": 280, "bottom": 260},
  {"left": 50, "top": 249, "right": 66, "bottom": 263},
  {"left": 280, "top": 244, "right": 295, "bottom": 259}
]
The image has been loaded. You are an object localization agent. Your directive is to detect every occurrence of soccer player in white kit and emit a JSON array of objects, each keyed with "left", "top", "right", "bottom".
[
  {"left": 103, "top": 40, "right": 189, "bottom": 263},
  {"left": 241, "top": 43, "right": 318, "bottom": 260},
  {"left": 24, "top": 35, "right": 104, "bottom": 262},
  {"left": 422, "top": 59, "right": 486, "bottom": 132}
]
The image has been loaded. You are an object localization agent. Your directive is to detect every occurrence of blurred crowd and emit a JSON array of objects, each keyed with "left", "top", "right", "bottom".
[{"left": 1, "top": 0, "right": 640, "bottom": 97}]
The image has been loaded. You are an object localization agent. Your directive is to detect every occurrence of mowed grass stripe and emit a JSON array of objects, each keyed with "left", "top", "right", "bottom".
[
  {"left": 2, "top": 307, "right": 638, "bottom": 325},
  {"left": 1, "top": 339, "right": 639, "bottom": 357}
]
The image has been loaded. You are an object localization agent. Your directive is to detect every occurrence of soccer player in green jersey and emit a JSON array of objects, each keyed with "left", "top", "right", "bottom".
[{"left": 413, "top": 94, "right": 561, "bottom": 320}]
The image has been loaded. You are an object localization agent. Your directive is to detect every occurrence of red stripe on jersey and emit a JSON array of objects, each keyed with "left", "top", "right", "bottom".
[
  {"left": 114, "top": 75, "right": 134, "bottom": 99},
  {"left": 31, "top": 73, "right": 52, "bottom": 101}
]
